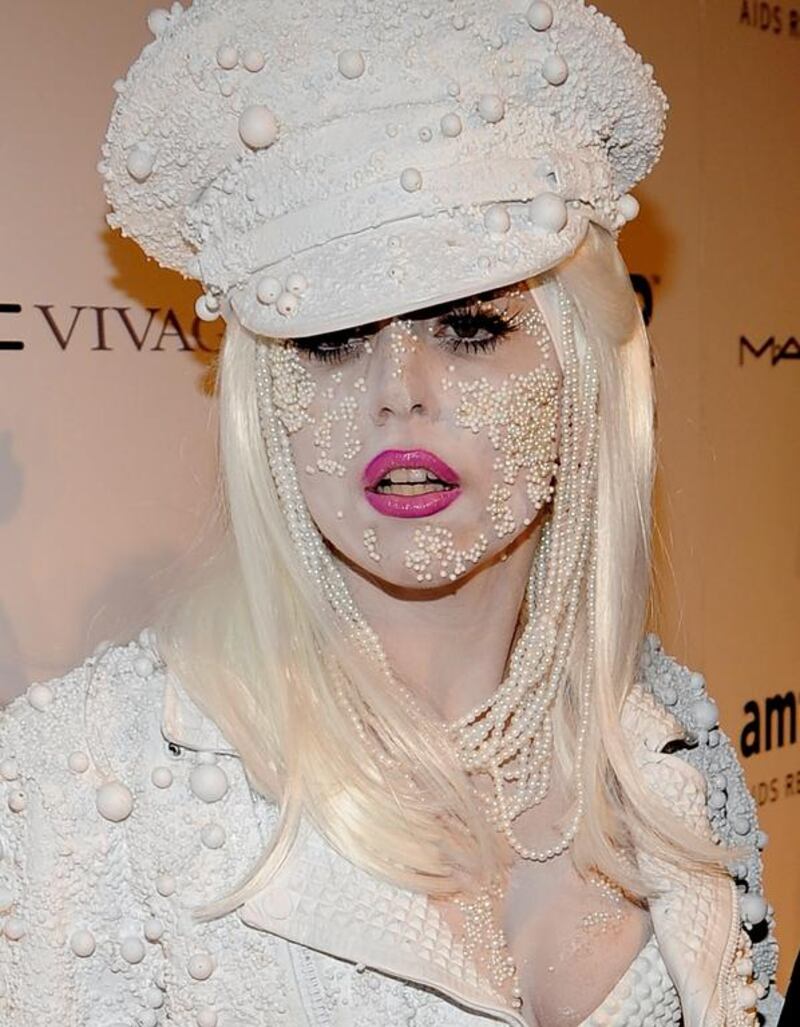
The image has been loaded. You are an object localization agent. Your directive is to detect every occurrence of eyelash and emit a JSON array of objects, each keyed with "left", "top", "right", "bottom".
[{"left": 291, "top": 303, "right": 523, "bottom": 365}]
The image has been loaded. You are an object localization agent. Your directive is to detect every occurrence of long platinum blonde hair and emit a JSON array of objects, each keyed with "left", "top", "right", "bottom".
[{"left": 155, "top": 224, "right": 728, "bottom": 922}]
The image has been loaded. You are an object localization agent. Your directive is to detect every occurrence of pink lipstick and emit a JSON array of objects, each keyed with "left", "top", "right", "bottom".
[{"left": 362, "top": 448, "right": 462, "bottom": 518}]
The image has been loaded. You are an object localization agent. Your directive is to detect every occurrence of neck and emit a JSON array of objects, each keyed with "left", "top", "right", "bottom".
[{"left": 337, "top": 525, "right": 541, "bottom": 724}]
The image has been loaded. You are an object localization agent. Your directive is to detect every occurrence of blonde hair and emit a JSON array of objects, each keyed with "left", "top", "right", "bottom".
[{"left": 155, "top": 224, "right": 729, "bottom": 923}]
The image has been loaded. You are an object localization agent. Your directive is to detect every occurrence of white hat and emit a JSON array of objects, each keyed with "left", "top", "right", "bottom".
[{"left": 101, "top": 0, "right": 667, "bottom": 338}]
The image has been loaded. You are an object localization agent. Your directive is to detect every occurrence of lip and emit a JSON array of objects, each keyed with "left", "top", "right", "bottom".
[{"left": 362, "top": 448, "right": 462, "bottom": 519}]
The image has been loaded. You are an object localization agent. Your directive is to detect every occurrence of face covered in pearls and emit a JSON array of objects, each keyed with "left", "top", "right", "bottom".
[{"left": 264, "top": 281, "right": 562, "bottom": 589}]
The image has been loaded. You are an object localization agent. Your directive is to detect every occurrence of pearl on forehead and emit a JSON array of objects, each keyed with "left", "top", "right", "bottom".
[
  {"left": 338, "top": 49, "right": 366, "bottom": 79},
  {"left": 529, "top": 191, "right": 569, "bottom": 233},
  {"left": 238, "top": 105, "right": 279, "bottom": 150}
]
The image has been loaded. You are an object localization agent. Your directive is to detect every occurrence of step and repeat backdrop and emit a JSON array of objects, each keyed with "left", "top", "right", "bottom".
[{"left": 1, "top": 0, "right": 797, "bottom": 987}]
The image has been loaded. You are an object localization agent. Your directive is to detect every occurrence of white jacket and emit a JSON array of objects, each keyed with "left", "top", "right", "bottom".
[{"left": 0, "top": 632, "right": 783, "bottom": 1027}]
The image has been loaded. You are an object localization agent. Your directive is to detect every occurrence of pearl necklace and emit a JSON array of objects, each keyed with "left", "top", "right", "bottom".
[{"left": 254, "top": 280, "right": 601, "bottom": 1005}]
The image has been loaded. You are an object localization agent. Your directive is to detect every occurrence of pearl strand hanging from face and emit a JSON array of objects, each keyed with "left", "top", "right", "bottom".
[
  {"left": 254, "top": 280, "right": 601, "bottom": 866},
  {"left": 447, "top": 283, "right": 600, "bottom": 862}
]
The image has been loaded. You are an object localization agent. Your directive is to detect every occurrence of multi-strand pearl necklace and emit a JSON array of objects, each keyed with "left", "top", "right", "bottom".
[
  {"left": 447, "top": 283, "right": 600, "bottom": 862},
  {"left": 254, "top": 280, "right": 601, "bottom": 1004}
]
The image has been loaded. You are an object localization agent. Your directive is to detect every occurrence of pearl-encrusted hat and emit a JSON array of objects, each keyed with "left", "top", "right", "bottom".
[{"left": 101, "top": 0, "right": 667, "bottom": 338}]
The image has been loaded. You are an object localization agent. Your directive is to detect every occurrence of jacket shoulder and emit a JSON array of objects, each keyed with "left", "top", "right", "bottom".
[
  {"left": 636, "top": 633, "right": 782, "bottom": 1020},
  {"left": 0, "top": 629, "right": 165, "bottom": 775}
]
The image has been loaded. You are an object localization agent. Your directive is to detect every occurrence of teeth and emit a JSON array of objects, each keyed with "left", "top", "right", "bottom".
[
  {"left": 376, "top": 483, "right": 449, "bottom": 496},
  {"left": 384, "top": 467, "right": 444, "bottom": 484}
]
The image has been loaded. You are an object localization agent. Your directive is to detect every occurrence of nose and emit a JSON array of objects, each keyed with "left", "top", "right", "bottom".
[{"left": 368, "top": 320, "right": 441, "bottom": 425}]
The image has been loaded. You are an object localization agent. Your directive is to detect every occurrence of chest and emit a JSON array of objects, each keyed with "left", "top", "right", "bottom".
[{"left": 503, "top": 857, "right": 653, "bottom": 1027}]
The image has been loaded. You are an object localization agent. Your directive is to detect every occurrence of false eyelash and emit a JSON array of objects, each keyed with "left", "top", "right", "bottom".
[{"left": 290, "top": 301, "right": 524, "bottom": 363}]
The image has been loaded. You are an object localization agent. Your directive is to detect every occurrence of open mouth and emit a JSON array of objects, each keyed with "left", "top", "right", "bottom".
[
  {"left": 362, "top": 449, "right": 462, "bottom": 518},
  {"left": 373, "top": 468, "right": 456, "bottom": 496}
]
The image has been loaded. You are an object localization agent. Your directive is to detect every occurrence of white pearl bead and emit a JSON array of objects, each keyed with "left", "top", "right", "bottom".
[
  {"left": 692, "top": 697, "right": 719, "bottom": 730},
  {"left": 216, "top": 44, "right": 238, "bottom": 70},
  {"left": 133, "top": 655, "right": 154, "bottom": 678},
  {"left": 337, "top": 49, "right": 365, "bottom": 79},
  {"left": 144, "top": 917, "right": 164, "bottom": 942},
  {"left": 195, "top": 295, "right": 220, "bottom": 322},
  {"left": 542, "top": 54, "right": 569, "bottom": 86},
  {"left": 121, "top": 937, "right": 146, "bottom": 964},
  {"left": 7, "top": 790, "right": 26, "bottom": 813},
  {"left": 484, "top": 204, "right": 511, "bottom": 234},
  {"left": 238, "top": 105, "right": 278, "bottom": 149},
  {"left": 736, "top": 956, "right": 754, "bottom": 978},
  {"left": 619, "top": 193, "right": 640, "bottom": 221},
  {"left": 151, "top": 766, "right": 173, "bottom": 789},
  {"left": 4, "top": 917, "right": 25, "bottom": 941},
  {"left": 201, "top": 823, "right": 227, "bottom": 849},
  {"left": 0, "top": 759, "right": 18, "bottom": 781},
  {"left": 0, "top": 889, "right": 14, "bottom": 913},
  {"left": 27, "top": 683, "right": 54, "bottom": 710},
  {"left": 440, "top": 113, "right": 463, "bottom": 137},
  {"left": 156, "top": 874, "right": 176, "bottom": 896},
  {"left": 400, "top": 167, "right": 423, "bottom": 192},
  {"left": 740, "top": 893, "right": 767, "bottom": 925},
  {"left": 276, "top": 291, "right": 299, "bottom": 317},
  {"left": 738, "top": 985, "right": 757, "bottom": 1010},
  {"left": 285, "top": 272, "right": 308, "bottom": 296},
  {"left": 147, "top": 9, "right": 170, "bottom": 37},
  {"left": 243, "top": 48, "right": 265, "bottom": 72},
  {"left": 126, "top": 146, "right": 155, "bottom": 182},
  {"left": 197, "top": 1008, "right": 218, "bottom": 1027},
  {"left": 478, "top": 94, "right": 505, "bottom": 123},
  {"left": 96, "top": 781, "right": 134, "bottom": 822},
  {"left": 189, "top": 763, "right": 229, "bottom": 803},
  {"left": 528, "top": 192, "right": 568, "bottom": 232},
  {"left": 68, "top": 751, "right": 90, "bottom": 773},
  {"left": 256, "top": 276, "right": 282, "bottom": 304},
  {"left": 70, "top": 929, "right": 96, "bottom": 957},
  {"left": 145, "top": 986, "right": 165, "bottom": 1008},
  {"left": 527, "top": 2, "right": 554, "bottom": 31},
  {"left": 188, "top": 952, "right": 215, "bottom": 980}
]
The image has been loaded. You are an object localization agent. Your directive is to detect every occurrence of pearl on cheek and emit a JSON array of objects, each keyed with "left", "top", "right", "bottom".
[{"left": 454, "top": 369, "right": 560, "bottom": 539}]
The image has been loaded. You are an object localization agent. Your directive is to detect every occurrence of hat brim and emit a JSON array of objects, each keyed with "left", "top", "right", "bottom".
[{"left": 229, "top": 203, "right": 589, "bottom": 339}]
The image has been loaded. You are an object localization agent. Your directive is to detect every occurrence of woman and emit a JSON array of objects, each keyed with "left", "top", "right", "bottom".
[{"left": 0, "top": 0, "right": 783, "bottom": 1024}]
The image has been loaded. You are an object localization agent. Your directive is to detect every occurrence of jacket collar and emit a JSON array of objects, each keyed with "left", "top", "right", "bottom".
[{"left": 160, "top": 665, "right": 738, "bottom": 1027}]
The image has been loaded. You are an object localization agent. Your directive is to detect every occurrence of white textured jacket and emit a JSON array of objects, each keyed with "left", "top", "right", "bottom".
[{"left": 0, "top": 632, "right": 783, "bottom": 1027}]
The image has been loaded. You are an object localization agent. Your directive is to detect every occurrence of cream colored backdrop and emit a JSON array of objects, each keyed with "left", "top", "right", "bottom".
[{"left": 1, "top": 0, "right": 797, "bottom": 989}]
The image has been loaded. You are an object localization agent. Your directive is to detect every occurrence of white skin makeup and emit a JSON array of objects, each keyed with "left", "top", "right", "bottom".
[
  {"left": 265, "top": 283, "right": 652, "bottom": 1025},
  {"left": 266, "top": 281, "right": 562, "bottom": 723}
]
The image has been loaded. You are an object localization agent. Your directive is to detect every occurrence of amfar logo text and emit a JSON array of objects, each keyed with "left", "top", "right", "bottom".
[
  {"left": 739, "top": 335, "right": 799, "bottom": 365},
  {"left": 739, "top": 1, "right": 800, "bottom": 36}
]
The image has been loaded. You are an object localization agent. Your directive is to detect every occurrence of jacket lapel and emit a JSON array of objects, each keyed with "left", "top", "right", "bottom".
[{"left": 161, "top": 668, "right": 739, "bottom": 1027}]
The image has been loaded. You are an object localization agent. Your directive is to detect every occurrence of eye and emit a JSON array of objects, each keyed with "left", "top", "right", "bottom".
[
  {"left": 290, "top": 323, "right": 377, "bottom": 365},
  {"left": 433, "top": 302, "right": 524, "bottom": 353}
]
